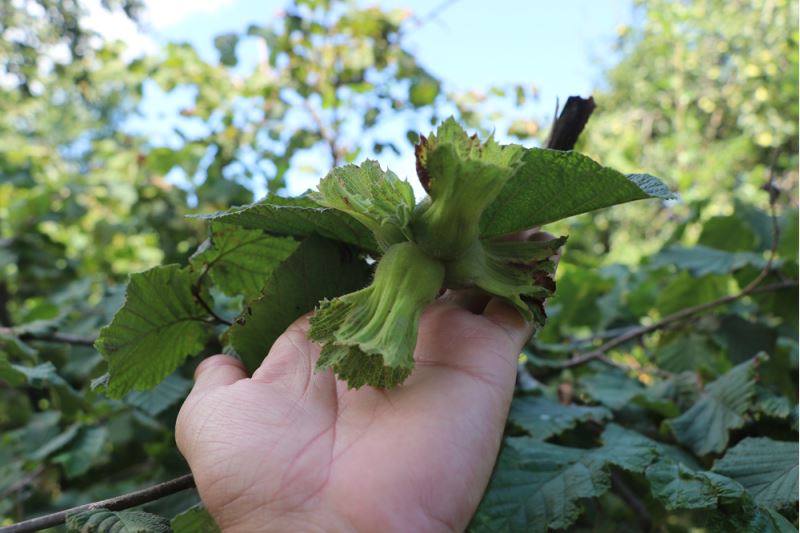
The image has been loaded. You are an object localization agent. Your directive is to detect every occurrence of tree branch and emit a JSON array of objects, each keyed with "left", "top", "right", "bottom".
[
  {"left": 399, "top": 0, "right": 461, "bottom": 38},
  {"left": 304, "top": 99, "right": 341, "bottom": 166},
  {"left": 611, "top": 470, "right": 652, "bottom": 531},
  {"left": 554, "top": 280, "right": 796, "bottom": 370},
  {"left": 0, "top": 466, "right": 44, "bottom": 503},
  {"left": 0, "top": 281, "right": 12, "bottom": 327},
  {"left": 25, "top": 332, "right": 97, "bottom": 346},
  {"left": 546, "top": 96, "right": 596, "bottom": 150},
  {"left": 0, "top": 474, "right": 196, "bottom": 533},
  {"left": 0, "top": 327, "right": 97, "bottom": 347}
]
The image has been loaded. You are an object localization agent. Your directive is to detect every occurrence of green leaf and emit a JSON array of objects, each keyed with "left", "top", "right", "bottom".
[
  {"left": 646, "top": 459, "right": 745, "bottom": 510},
  {"left": 714, "top": 315, "right": 777, "bottom": 364},
  {"left": 655, "top": 332, "right": 723, "bottom": 373},
  {"left": 213, "top": 32, "right": 239, "bottom": 66},
  {"left": 777, "top": 209, "right": 798, "bottom": 261},
  {"left": 6, "top": 361, "right": 70, "bottom": 388},
  {"left": 712, "top": 437, "right": 799, "bottom": 510},
  {"left": 409, "top": 77, "right": 439, "bottom": 106},
  {"left": 480, "top": 149, "right": 674, "bottom": 237},
  {"left": 708, "top": 505, "right": 798, "bottom": 533},
  {"left": 125, "top": 373, "right": 193, "bottom": 417},
  {"left": 667, "top": 356, "right": 761, "bottom": 456},
  {"left": 579, "top": 371, "right": 645, "bottom": 410},
  {"left": 171, "top": 504, "right": 220, "bottom": 533},
  {"left": 753, "top": 386, "right": 794, "bottom": 420},
  {"left": 66, "top": 508, "right": 171, "bottom": 533},
  {"left": 0, "top": 331, "right": 37, "bottom": 361},
  {"left": 656, "top": 271, "right": 729, "bottom": 315},
  {"left": 0, "top": 353, "right": 26, "bottom": 385},
  {"left": 651, "top": 245, "right": 770, "bottom": 276},
  {"left": 30, "top": 423, "right": 81, "bottom": 461},
  {"left": 190, "top": 223, "right": 298, "bottom": 299},
  {"left": 544, "top": 265, "right": 615, "bottom": 329},
  {"left": 472, "top": 424, "right": 658, "bottom": 532},
  {"left": 509, "top": 396, "right": 612, "bottom": 440},
  {"left": 52, "top": 426, "right": 108, "bottom": 479},
  {"left": 310, "top": 160, "right": 415, "bottom": 249},
  {"left": 698, "top": 215, "right": 760, "bottom": 252},
  {"left": 228, "top": 236, "right": 371, "bottom": 372},
  {"left": 95, "top": 265, "right": 210, "bottom": 399},
  {"left": 194, "top": 194, "right": 379, "bottom": 253}
]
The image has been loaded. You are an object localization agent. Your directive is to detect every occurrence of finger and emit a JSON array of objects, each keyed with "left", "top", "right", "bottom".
[
  {"left": 482, "top": 298, "right": 535, "bottom": 350},
  {"left": 176, "top": 355, "right": 247, "bottom": 459},
  {"left": 251, "top": 313, "right": 322, "bottom": 386},
  {"left": 506, "top": 227, "right": 540, "bottom": 241},
  {"left": 438, "top": 288, "right": 491, "bottom": 314},
  {"left": 191, "top": 354, "right": 247, "bottom": 394},
  {"left": 527, "top": 230, "right": 562, "bottom": 267}
]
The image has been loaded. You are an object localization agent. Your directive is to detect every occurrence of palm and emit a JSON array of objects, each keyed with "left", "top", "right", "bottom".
[{"left": 177, "top": 298, "right": 531, "bottom": 532}]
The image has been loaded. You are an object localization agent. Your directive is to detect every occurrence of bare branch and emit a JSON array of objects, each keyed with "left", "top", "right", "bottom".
[
  {"left": 546, "top": 96, "right": 596, "bottom": 150},
  {"left": 304, "top": 99, "right": 341, "bottom": 166},
  {"left": 0, "top": 327, "right": 97, "bottom": 347},
  {"left": 401, "top": 0, "right": 461, "bottom": 36},
  {"left": 555, "top": 280, "right": 796, "bottom": 370},
  {"left": 0, "top": 466, "right": 44, "bottom": 503},
  {"left": 611, "top": 470, "right": 652, "bottom": 531},
  {"left": 0, "top": 474, "right": 195, "bottom": 533}
]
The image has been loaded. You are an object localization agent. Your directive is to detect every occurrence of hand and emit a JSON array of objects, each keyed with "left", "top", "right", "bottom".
[{"left": 176, "top": 269, "right": 546, "bottom": 532}]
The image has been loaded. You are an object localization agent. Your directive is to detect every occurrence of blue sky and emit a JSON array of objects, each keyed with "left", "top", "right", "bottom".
[
  {"left": 122, "top": 0, "right": 635, "bottom": 196},
  {"left": 150, "top": 0, "right": 633, "bottom": 95}
]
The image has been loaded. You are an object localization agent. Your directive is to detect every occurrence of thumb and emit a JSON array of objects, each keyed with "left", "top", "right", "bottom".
[
  {"left": 191, "top": 354, "right": 248, "bottom": 394},
  {"left": 482, "top": 298, "right": 535, "bottom": 352},
  {"left": 176, "top": 355, "right": 247, "bottom": 460}
]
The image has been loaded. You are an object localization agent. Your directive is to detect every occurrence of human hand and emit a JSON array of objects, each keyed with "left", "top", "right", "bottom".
[{"left": 176, "top": 235, "right": 557, "bottom": 532}]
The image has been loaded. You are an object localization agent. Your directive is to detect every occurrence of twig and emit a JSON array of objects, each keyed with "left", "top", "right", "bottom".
[
  {"left": 0, "top": 281, "right": 12, "bottom": 327},
  {"left": 0, "top": 327, "right": 97, "bottom": 347},
  {"left": 0, "top": 466, "right": 45, "bottom": 502},
  {"left": 557, "top": 281, "right": 794, "bottom": 370},
  {"left": 532, "top": 325, "right": 641, "bottom": 352},
  {"left": 546, "top": 96, "right": 597, "bottom": 150},
  {"left": 741, "top": 147, "right": 781, "bottom": 293},
  {"left": 23, "top": 332, "right": 96, "bottom": 346},
  {"left": 400, "top": 0, "right": 461, "bottom": 37},
  {"left": 611, "top": 470, "right": 652, "bottom": 531},
  {"left": 0, "top": 474, "right": 196, "bottom": 533},
  {"left": 303, "top": 99, "right": 341, "bottom": 166}
]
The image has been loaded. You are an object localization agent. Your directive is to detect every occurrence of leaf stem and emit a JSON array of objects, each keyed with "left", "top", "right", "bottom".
[
  {"left": 0, "top": 474, "right": 195, "bottom": 533},
  {"left": 191, "top": 267, "right": 233, "bottom": 327}
]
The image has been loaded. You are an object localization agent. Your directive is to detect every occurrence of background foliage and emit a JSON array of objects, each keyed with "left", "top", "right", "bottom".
[{"left": 0, "top": 0, "right": 797, "bottom": 531}]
